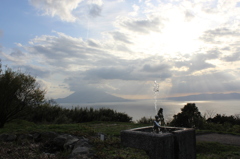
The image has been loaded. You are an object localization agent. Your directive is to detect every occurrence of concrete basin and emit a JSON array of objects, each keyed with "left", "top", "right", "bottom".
[{"left": 121, "top": 126, "right": 196, "bottom": 159}]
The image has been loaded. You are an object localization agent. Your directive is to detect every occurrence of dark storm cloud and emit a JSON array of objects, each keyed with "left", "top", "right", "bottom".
[{"left": 119, "top": 16, "right": 163, "bottom": 34}]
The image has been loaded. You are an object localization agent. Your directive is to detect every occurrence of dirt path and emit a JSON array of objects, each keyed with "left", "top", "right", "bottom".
[{"left": 196, "top": 133, "right": 240, "bottom": 146}]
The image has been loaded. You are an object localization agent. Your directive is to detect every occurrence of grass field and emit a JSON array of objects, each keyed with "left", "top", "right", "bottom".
[{"left": 0, "top": 120, "right": 240, "bottom": 159}]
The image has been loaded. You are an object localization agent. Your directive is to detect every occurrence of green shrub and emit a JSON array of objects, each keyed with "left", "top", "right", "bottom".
[
  {"left": 22, "top": 101, "right": 132, "bottom": 124},
  {"left": 137, "top": 116, "right": 154, "bottom": 124}
]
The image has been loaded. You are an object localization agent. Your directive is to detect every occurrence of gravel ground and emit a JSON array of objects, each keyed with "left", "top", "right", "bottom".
[{"left": 196, "top": 133, "right": 240, "bottom": 146}]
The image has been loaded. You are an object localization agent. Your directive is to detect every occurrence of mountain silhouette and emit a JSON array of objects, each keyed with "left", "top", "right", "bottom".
[
  {"left": 166, "top": 93, "right": 240, "bottom": 101},
  {"left": 55, "top": 89, "right": 130, "bottom": 103}
]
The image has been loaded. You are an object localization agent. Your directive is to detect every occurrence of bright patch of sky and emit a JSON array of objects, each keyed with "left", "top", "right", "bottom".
[{"left": 1, "top": 0, "right": 240, "bottom": 100}]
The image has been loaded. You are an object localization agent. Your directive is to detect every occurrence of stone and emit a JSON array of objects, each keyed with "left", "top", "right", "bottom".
[
  {"left": 74, "top": 138, "right": 90, "bottom": 148},
  {"left": 17, "top": 134, "right": 28, "bottom": 140},
  {"left": 64, "top": 138, "right": 79, "bottom": 150},
  {"left": 72, "top": 146, "right": 89, "bottom": 155},
  {"left": 0, "top": 134, "right": 8, "bottom": 141},
  {"left": 5, "top": 134, "right": 17, "bottom": 142},
  {"left": 52, "top": 135, "right": 68, "bottom": 148},
  {"left": 32, "top": 133, "right": 41, "bottom": 142},
  {"left": 0, "top": 134, "right": 17, "bottom": 142},
  {"left": 0, "top": 132, "right": 93, "bottom": 158},
  {"left": 40, "top": 132, "right": 58, "bottom": 141}
]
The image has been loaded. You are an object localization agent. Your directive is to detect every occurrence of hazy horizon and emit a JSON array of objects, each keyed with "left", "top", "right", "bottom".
[{"left": 59, "top": 99, "right": 240, "bottom": 122}]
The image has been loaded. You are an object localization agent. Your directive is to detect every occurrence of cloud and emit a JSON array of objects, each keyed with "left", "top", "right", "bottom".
[
  {"left": 83, "top": 66, "right": 135, "bottom": 80},
  {"left": 174, "top": 52, "right": 219, "bottom": 74},
  {"left": 223, "top": 51, "right": 240, "bottom": 62},
  {"left": 10, "top": 49, "right": 25, "bottom": 58},
  {"left": 169, "top": 71, "right": 240, "bottom": 95},
  {"left": 109, "top": 31, "right": 132, "bottom": 44},
  {"left": 29, "top": 0, "right": 103, "bottom": 22},
  {"left": 4, "top": 0, "right": 240, "bottom": 100},
  {"left": 29, "top": 0, "right": 83, "bottom": 22},
  {"left": 129, "top": 4, "right": 139, "bottom": 16},
  {"left": 184, "top": 10, "right": 194, "bottom": 21},
  {"left": 200, "top": 27, "right": 240, "bottom": 43},
  {"left": 87, "top": 39, "right": 101, "bottom": 47},
  {"left": 88, "top": 3, "right": 102, "bottom": 17},
  {"left": 21, "top": 65, "right": 51, "bottom": 78},
  {"left": 82, "top": 58, "right": 172, "bottom": 83},
  {"left": 188, "top": 53, "right": 217, "bottom": 72},
  {"left": 26, "top": 32, "right": 108, "bottom": 68},
  {"left": 142, "top": 63, "right": 170, "bottom": 72},
  {"left": 16, "top": 29, "right": 226, "bottom": 98},
  {"left": 117, "top": 15, "right": 163, "bottom": 34},
  {"left": 0, "top": 30, "right": 3, "bottom": 37}
]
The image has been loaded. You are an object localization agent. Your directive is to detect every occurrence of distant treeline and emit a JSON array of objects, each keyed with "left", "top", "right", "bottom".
[
  {"left": 207, "top": 114, "right": 240, "bottom": 125},
  {"left": 22, "top": 100, "right": 132, "bottom": 124}
]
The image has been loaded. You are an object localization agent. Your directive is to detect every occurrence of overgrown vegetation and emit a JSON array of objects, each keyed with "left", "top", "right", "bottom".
[
  {"left": 23, "top": 100, "right": 132, "bottom": 124},
  {"left": 1, "top": 121, "right": 240, "bottom": 159},
  {"left": 168, "top": 103, "right": 240, "bottom": 134},
  {"left": 197, "top": 141, "right": 240, "bottom": 159},
  {"left": 0, "top": 61, "right": 45, "bottom": 128},
  {"left": 0, "top": 121, "right": 150, "bottom": 159}
]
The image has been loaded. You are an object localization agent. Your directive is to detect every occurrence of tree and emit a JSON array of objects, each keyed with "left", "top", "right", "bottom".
[
  {"left": 170, "top": 103, "right": 203, "bottom": 128},
  {"left": 0, "top": 62, "right": 45, "bottom": 128}
]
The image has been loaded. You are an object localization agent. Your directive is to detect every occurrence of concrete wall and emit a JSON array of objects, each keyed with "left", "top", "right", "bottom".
[{"left": 121, "top": 126, "right": 196, "bottom": 159}]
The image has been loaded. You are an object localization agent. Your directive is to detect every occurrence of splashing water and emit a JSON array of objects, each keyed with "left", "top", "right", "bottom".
[{"left": 153, "top": 81, "right": 159, "bottom": 114}]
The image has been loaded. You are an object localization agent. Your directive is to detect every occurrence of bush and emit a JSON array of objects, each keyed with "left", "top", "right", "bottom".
[
  {"left": 23, "top": 102, "right": 132, "bottom": 124},
  {"left": 170, "top": 103, "right": 204, "bottom": 128},
  {"left": 0, "top": 61, "right": 45, "bottom": 128},
  {"left": 137, "top": 116, "right": 154, "bottom": 124}
]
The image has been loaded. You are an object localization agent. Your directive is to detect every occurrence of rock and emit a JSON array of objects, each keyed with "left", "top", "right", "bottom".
[
  {"left": 17, "top": 134, "right": 29, "bottom": 141},
  {"left": 0, "top": 132, "right": 93, "bottom": 158},
  {"left": 40, "top": 132, "right": 58, "bottom": 141},
  {"left": 74, "top": 137, "right": 89, "bottom": 148},
  {"left": 72, "top": 146, "right": 89, "bottom": 155},
  {"left": 64, "top": 138, "right": 79, "bottom": 150},
  {"left": 52, "top": 135, "right": 68, "bottom": 149},
  {"left": 5, "top": 134, "right": 17, "bottom": 142},
  {"left": 27, "top": 134, "right": 33, "bottom": 140},
  {"left": 0, "top": 134, "right": 8, "bottom": 141},
  {"left": 0, "top": 134, "right": 17, "bottom": 142},
  {"left": 32, "top": 132, "right": 41, "bottom": 142}
]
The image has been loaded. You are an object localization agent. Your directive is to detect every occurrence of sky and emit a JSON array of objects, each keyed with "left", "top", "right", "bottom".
[{"left": 1, "top": 0, "right": 240, "bottom": 101}]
